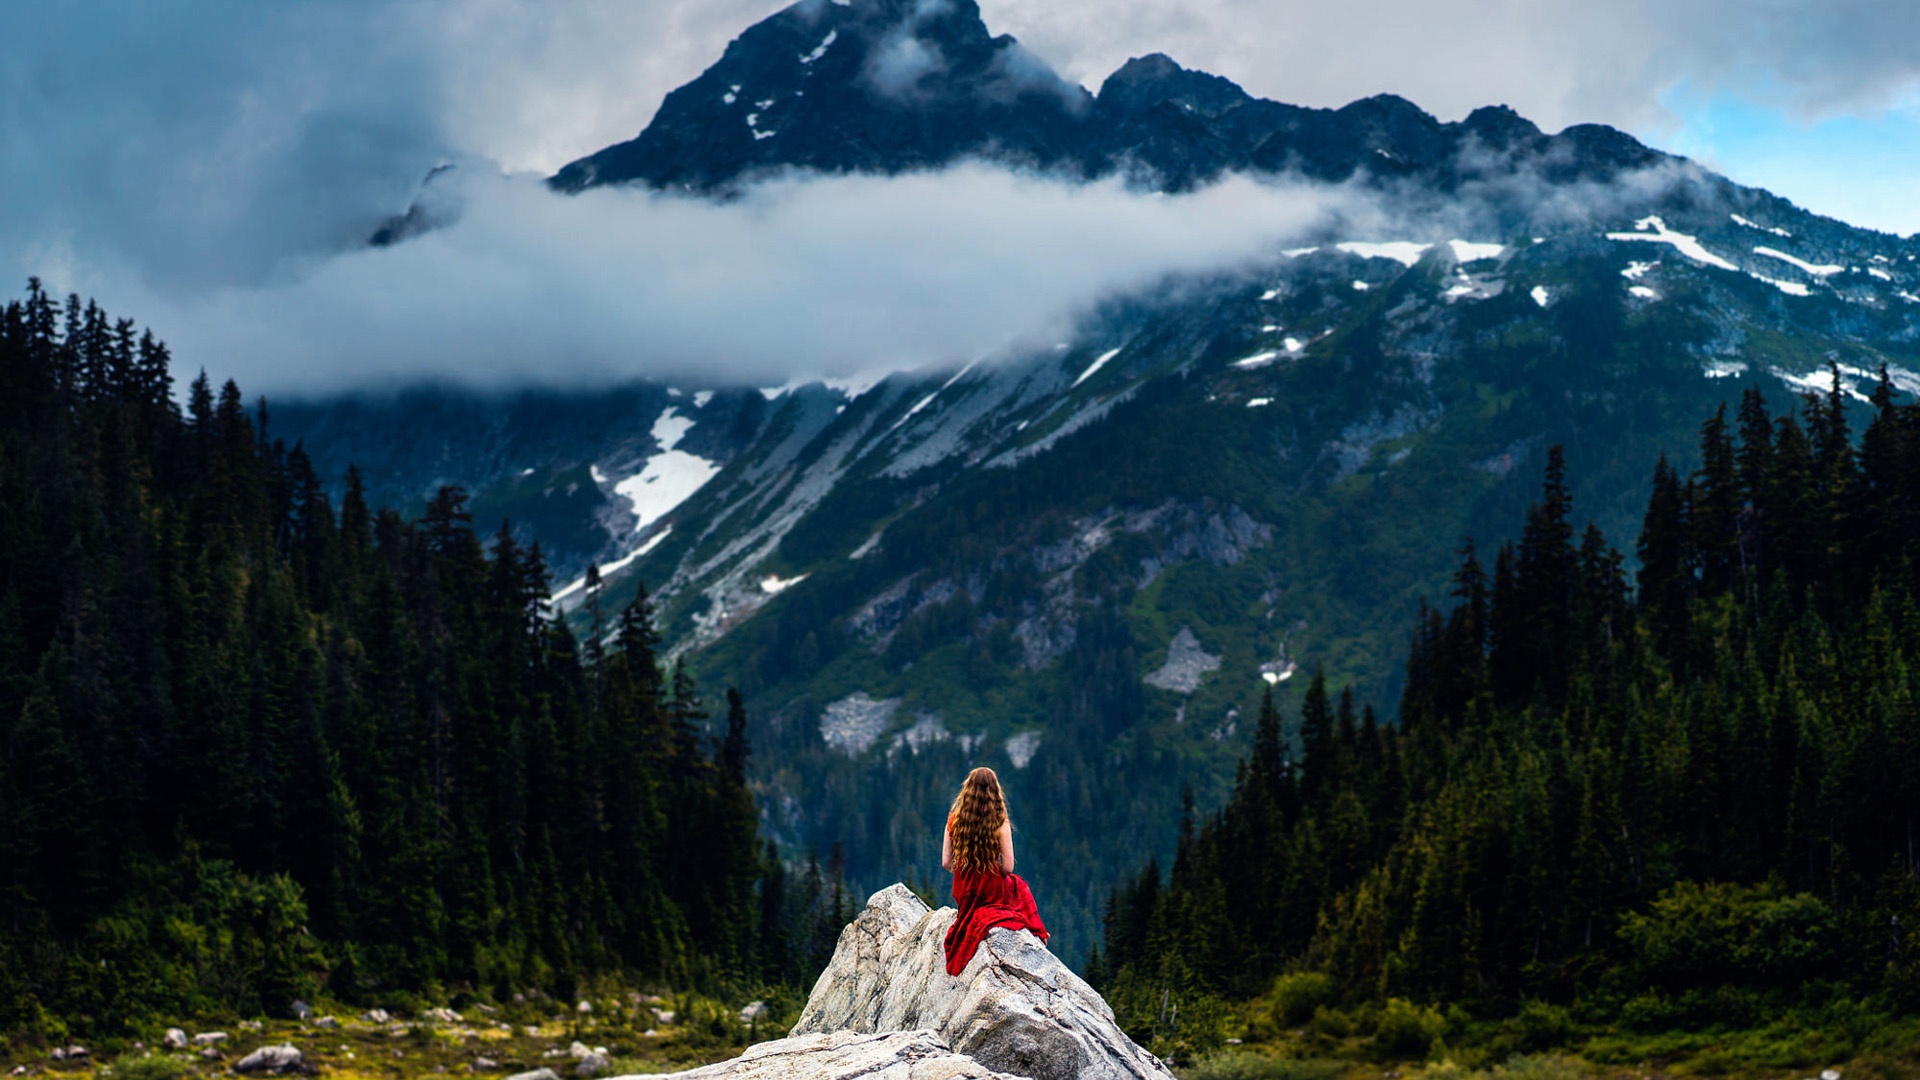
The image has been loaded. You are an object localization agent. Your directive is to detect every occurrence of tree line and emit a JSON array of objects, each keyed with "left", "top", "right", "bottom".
[
  {"left": 0, "top": 281, "right": 847, "bottom": 1035},
  {"left": 1096, "top": 368, "right": 1920, "bottom": 1031}
]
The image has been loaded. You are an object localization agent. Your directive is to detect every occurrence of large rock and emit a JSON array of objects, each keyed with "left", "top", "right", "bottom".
[
  {"left": 633, "top": 1031, "right": 1020, "bottom": 1079},
  {"left": 791, "top": 886, "right": 1172, "bottom": 1080},
  {"left": 235, "top": 1045, "right": 305, "bottom": 1075}
]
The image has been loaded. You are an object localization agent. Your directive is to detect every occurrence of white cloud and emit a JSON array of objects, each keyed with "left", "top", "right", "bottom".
[{"left": 121, "top": 165, "right": 1364, "bottom": 394}]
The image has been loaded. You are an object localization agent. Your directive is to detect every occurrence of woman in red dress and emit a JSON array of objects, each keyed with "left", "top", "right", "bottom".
[{"left": 941, "top": 766, "right": 1048, "bottom": 976}]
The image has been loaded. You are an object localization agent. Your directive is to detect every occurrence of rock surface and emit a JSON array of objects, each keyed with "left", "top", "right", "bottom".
[
  {"left": 791, "top": 885, "right": 1172, "bottom": 1080},
  {"left": 234, "top": 1045, "right": 305, "bottom": 1075},
  {"left": 630, "top": 1031, "right": 1021, "bottom": 1079}
]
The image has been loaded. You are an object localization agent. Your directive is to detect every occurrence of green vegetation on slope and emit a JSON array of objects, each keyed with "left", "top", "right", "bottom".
[{"left": 1100, "top": 376, "right": 1920, "bottom": 1069}]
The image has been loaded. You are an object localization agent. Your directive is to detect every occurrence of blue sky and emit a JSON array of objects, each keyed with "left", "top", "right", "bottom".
[{"left": 1654, "top": 89, "right": 1920, "bottom": 236}]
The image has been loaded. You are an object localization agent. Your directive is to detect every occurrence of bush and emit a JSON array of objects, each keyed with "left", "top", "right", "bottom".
[
  {"left": 1616, "top": 882, "right": 1838, "bottom": 993},
  {"left": 1269, "top": 972, "right": 1337, "bottom": 1027},
  {"left": 1309, "top": 1006, "right": 1356, "bottom": 1039},
  {"left": 1373, "top": 998, "right": 1447, "bottom": 1059},
  {"left": 1513, "top": 1001, "right": 1574, "bottom": 1051}
]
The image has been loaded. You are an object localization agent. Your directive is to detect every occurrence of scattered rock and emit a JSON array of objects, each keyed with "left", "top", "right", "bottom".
[
  {"left": 290, "top": 1001, "right": 313, "bottom": 1022},
  {"left": 573, "top": 1052, "right": 609, "bottom": 1078},
  {"left": 48, "top": 1047, "right": 87, "bottom": 1062},
  {"left": 523, "top": 1027, "right": 541, "bottom": 1038},
  {"left": 505, "top": 1070, "right": 560, "bottom": 1080},
  {"left": 191, "top": 1033, "right": 228, "bottom": 1046},
  {"left": 361, "top": 1009, "right": 391, "bottom": 1024},
  {"left": 235, "top": 1045, "right": 305, "bottom": 1075},
  {"left": 199, "top": 1049, "right": 222, "bottom": 1063},
  {"left": 1144, "top": 626, "right": 1222, "bottom": 694},
  {"left": 163, "top": 1030, "right": 189, "bottom": 1051},
  {"left": 239, "top": 1020, "right": 264, "bottom": 1032},
  {"left": 738, "top": 1001, "right": 768, "bottom": 1025},
  {"left": 652, "top": 1010, "right": 676, "bottom": 1025},
  {"left": 425, "top": 1007, "right": 464, "bottom": 1024},
  {"left": 792, "top": 885, "right": 1174, "bottom": 1080},
  {"left": 636, "top": 1030, "right": 1022, "bottom": 1078},
  {"left": 474, "top": 1058, "right": 498, "bottom": 1071},
  {"left": 576, "top": 1001, "right": 593, "bottom": 1015},
  {"left": 10, "top": 1065, "right": 26, "bottom": 1075},
  {"left": 314, "top": 1017, "right": 339, "bottom": 1030}
]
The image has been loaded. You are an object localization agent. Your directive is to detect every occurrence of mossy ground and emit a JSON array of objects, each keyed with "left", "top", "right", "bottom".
[
  {"left": 1174, "top": 1001, "right": 1920, "bottom": 1080},
  {"left": 0, "top": 990, "right": 801, "bottom": 1080}
]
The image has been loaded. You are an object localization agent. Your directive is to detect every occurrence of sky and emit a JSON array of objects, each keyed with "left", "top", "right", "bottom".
[{"left": 3, "top": 0, "right": 1918, "bottom": 392}]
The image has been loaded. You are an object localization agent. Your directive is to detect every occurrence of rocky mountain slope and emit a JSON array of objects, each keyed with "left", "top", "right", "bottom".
[{"left": 282, "top": 0, "right": 1920, "bottom": 968}]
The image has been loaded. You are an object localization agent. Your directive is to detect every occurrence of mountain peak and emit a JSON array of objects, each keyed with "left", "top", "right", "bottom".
[
  {"left": 546, "top": 0, "right": 1685, "bottom": 204},
  {"left": 550, "top": 0, "right": 1088, "bottom": 193},
  {"left": 1095, "top": 53, "right": 1251, "bottom": 119}
]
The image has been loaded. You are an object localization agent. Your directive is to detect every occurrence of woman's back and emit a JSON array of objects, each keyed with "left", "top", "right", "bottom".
[{"left": 941, "top": 767, "right": 1047, "bottom": 976}]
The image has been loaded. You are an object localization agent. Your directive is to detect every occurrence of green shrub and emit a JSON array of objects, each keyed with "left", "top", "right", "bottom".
[
  {"left": 1269, "top": 972, "right": 1336, "bottom": 1027},
  {"left": 1512, "top": 1001, "right": 1574, "bottom": 1051},
  {"left": 1373, "top": 998, "right": 1447, "bottom": 1059},
  {"left": 1309, "top": 1006, "right": 1356, "bottom": 1040},
  {"left": 1616, "top": 882, "right": 1838, "bottom": 993}
]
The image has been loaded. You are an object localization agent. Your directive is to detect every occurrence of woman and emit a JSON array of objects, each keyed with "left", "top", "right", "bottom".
[{"left": 941, "top": 766, "right": 1048, "bottom": 976}]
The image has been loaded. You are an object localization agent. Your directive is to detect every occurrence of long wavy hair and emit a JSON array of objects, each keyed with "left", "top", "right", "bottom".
[{"left": 947, "top": 767, "right": 1009, "bottom": 874}]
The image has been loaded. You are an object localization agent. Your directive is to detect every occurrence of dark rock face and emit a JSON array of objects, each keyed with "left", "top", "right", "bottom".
[
  {"left": 549, "top": 0, "right": 1673, "bottom": 197},
  {"left": 550, "top": 0, "right": 1094, "bottom": 194}
]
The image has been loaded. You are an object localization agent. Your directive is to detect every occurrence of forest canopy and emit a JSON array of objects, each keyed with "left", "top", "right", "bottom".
[
  {"left": 0, "top": 281, "right": 849, "bottom": 1036},
  {"left": 1097, "top": 372, "right": 1920, "bottom": 1045}
]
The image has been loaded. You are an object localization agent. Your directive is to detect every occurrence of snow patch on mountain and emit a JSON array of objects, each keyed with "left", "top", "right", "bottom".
[
  {"left": 1606, "top": 217, "right": 1737, "bottom": 272},
  {"left": 1748, "top": 272, "right": 1812, "bottom": 297},
  {"left": 551, "top": 527, "right": 674, "bottom": 608},
  {"left": 1448, "top": 240, "right": 1505, "bottom": 262},
  {"left": 800, "top": 30, "right": 838, "bottom": 65},
  {"left": 1754, "top": 246, "right": 1843, "bottom": 278},
  {"left": 1731, "top": 214, "right": 1791, "bottom": 238},
  {"left": 1072, "top": 348, "right": 1123, "bottom": 388},
  {"left": 1337, "top": 241, "right": 1430, "bottom": 267}
]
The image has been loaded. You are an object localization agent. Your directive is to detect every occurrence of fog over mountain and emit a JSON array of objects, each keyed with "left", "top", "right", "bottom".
[{"left": 4, "top": 0, "right": 1918, "bottom": 396}]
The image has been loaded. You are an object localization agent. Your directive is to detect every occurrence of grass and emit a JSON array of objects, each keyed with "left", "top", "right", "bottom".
[
  {"left": 1164, "top": 988, "right": 1920, "bottom": 1080},
  {"left": 1, "top": 990, "right": 793, "bottom": 1080}
]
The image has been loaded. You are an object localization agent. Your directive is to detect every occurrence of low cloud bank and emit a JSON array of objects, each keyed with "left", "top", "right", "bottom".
[{"left": 79, "top": 165, "right": 1375, "bottom": 394}]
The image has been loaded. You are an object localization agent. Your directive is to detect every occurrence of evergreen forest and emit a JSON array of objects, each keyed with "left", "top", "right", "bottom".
[
  {"left": 0, "top": 282, "right": 849, "bottom": 1039},
  {"left": 1099, "top": 374, "right": 1920, "bottom": 1063}
]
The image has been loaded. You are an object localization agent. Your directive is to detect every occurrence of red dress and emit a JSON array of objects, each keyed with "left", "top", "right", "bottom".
[{"left": 943, "top": 867, "right": 1049, "bottom": 976}]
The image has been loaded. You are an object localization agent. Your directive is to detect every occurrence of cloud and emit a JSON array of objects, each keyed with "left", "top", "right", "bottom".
[
  {"left": 978, "top": 0, "right": 1920, "bottom": 135},
  {"left": 120, "top": 164, "right": 1368, "bottom": 395},
  {"left": 4, "top": 0, "right": 1917, "bottom": 395}
]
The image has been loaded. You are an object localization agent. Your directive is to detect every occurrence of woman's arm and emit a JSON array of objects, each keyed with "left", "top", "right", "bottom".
[
  {"left": 998, "top": 821, "right": 1015, "bottom": 874},
  {"left": 941, "top": 823, "right": 952, "bottom": 872}
]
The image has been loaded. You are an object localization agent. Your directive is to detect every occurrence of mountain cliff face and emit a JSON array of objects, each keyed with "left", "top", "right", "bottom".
[{"left": 287, "top": 0, "right": 1920, "bottom": 967}]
